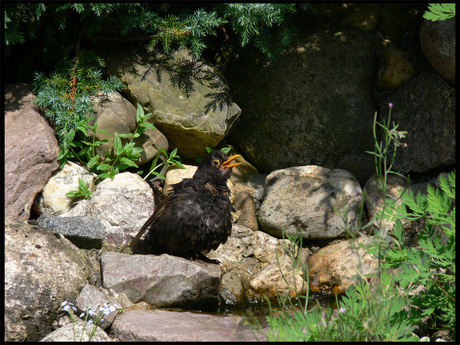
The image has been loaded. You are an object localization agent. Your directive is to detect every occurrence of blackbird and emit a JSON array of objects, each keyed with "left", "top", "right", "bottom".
[{"left": 129, "top": 150, "right": 241, "bottom": 256}]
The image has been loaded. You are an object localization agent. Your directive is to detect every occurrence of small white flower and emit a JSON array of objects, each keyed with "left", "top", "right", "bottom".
[
  {"left": 339, "top": 307, "right": 346, "bottom": 313},
  {"left": 87, "top": 319, "right": 94, "bottom": 327}
]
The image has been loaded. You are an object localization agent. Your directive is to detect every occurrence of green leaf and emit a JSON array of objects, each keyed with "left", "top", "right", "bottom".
[
  {"left": 141, "top": 122, "right": 156, "bottom": 130},
  {"left": 98, "top": 172, "right": 112, "bottom": 179},
  {"left": 119, "top": 157, "right": 139, "bottom": 168},
  {"left": 149, "top": 171, "right": 166, "bottom": 180},
  {"left": 65, "top": 190, "right": 79, "bottom": 198},
  {"left": 96, "top": 163, "right": 111, "bottom": 172},
  {"left": 113, "top": 133, "right": 123, "bottom": 155},
  {"left": 95, "top": 129, "right": 113, "bottom": 135},
  {"left": 170, "top": 160, "right": 186, "bottom": 169},
  {"left": 221, "top": 147, "right": 232, "bottom": 154},
  {"left": 87, "top": 154, "right": 100, "bottom": 168},
  {"left": 423, "top": 3, "right": 456, "bottom": 21},
  {"left": 136, "top": 103, "right": 145, "bottom": 122},
  {"left": 158, "top": 148, "right": 168, "bottom": 157}
]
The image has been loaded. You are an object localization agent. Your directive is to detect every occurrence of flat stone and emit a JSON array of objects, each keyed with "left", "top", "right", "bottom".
[
  {"left": 110, "top": 309, "right": 267, "bottom": 341},
  {"left": 101, "top": 252, "right": 220, "bottom": 310}
]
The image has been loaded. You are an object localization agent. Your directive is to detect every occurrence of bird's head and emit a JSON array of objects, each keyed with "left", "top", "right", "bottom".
[{"left": 193, "top": 150, "right": 241, "bottom": 183}]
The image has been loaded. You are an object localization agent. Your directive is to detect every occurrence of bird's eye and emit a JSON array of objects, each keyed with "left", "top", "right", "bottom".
[{"left": 213, "top": 159, "right": 220, "bottom": 166}]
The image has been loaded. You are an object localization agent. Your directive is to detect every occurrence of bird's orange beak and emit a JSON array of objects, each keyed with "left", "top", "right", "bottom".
[{"left": 221, "top": 154, "right": 242, "bottom": 169}]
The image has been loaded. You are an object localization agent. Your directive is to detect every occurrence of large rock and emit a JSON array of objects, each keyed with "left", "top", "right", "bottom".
[
  {"left": 249, "top": 230, "right": 311, "bottom": 297},
  {"left": 37, "top": 214, "right": 105, "bottom": 249},
  {"left": 308, "top": 236, "right": 379, "bottom": 295},
  {"left": 377, "top": 70, "right": 455, "bottom": 174},
  {"left": 5, "top": 83, "right": 60, "bottom": 220},
  {"left": 5, "top": 217, "right": 96, "bottom": 342},
  {"left": 106, "top": 48, "right": 241, "bottom": 159},
  {"left": 110, "top": 309, "right": 267, "bottom": 341},
  {"left": 61, "top": 172, "right": 155, "bottom": 247},
  {"left": 225, "top": 27, "right": 377, "bottom": 172},
  {"left": 258, "top": 166, "right": 363, "bottom": 240},
  {"left": 420, "top": 17, "right": 456, "bottom": 84},
  {"left": 33, "top": 161, "right": 97, "bottom": 216},
  {"left": 101, "top": 252, "right": 220, "bottom": 310},
  {"left": 90, "top": 91, "right": 169, "bottom": 165}
]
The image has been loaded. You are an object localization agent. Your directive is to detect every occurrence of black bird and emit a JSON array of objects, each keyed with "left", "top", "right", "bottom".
[{"left": 129, "top": 150, "right": 241, "bottom": 256}]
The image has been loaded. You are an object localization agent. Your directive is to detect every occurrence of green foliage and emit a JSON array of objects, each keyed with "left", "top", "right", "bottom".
[
  {"left": 423, "top": 3, "right": 456, "bottom": 21},
  {"left": 372, "top": 170, "right": 456, "bottom": 338},
  {"left": 67, "top": 104, "right": 156, "bottom": 179},
  {"left": 32, "top": 54, "right": 124, "bottom": 157},
  {"left": 4, "top": 3, "right": 46, "bottom": 47},
  {"left": 147, "top": 9, "right": 227, "bottom": 59},
  {"left": 364, "top": 103, "right": 409, "bottom": 250},
  {"left": 365, "top": 104, "right": 408, "bottom": 195},
  {"left": 219, "top": 3, "right": 297, "bottom": 59},
  {"left": 5, "top": 3, "right": 301, "bottom": 69},
  {"left": 65, "top": 178, "right": 92, "bottom": 200}
]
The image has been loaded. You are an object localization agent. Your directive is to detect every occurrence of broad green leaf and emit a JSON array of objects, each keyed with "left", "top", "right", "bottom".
[{"left": 119, "top": 157, "right": 139, "bottom": 168}]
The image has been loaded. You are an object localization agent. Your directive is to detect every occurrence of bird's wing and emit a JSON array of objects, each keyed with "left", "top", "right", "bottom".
[{"left": 128, "top": 181, "right": 197, "bottom": 248}]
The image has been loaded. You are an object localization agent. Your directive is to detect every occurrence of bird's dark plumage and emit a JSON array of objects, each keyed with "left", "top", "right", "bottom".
[{"left": 129, "top": 150, "right": 241, "bottom": 256}]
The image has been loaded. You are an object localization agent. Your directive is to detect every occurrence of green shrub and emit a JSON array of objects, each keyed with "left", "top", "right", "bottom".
[
  {"left": 372, "top": 170, "right": 456, "bottom": 339},
  {"left": 32, "top": 53, "right": 124, "bottom": 162}
]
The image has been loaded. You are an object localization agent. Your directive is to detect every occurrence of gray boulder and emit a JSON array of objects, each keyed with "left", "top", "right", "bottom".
[
  {"left": 420, "top": 17, "right": 456, "bottom": 84},
  {"left": 207, "top": 224, "right": 311, "bottom": 305},
  {"left": 106, "top": 48, "right": 241, "bottom": 159},
  {"left": 5, "top": 83, "right": 60, "bottom": 220},
  {"left": 61, "top": 172, "right": 155, "bottom": 247},
  {"left": 37, "top": 214, "right": 105, "bottom": 249},
  {"left": 225, "top": 28, "right": 377, "bottom": 172},
  {"left": 258, "top": 166, "right": 363, "bottom": 240},
  {"left": 377, "top": 70, "right": 455, "bottom": 174},
  {"left": 101, "top": 252, "right": 220, "bottom": 310},
  {"left": 5, "top": 217, "right": 96, "bottom": 342}
]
